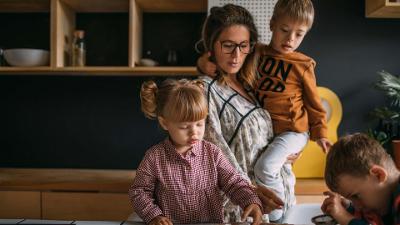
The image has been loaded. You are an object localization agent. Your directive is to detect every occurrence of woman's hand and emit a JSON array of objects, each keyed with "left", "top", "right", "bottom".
[
  {"left": 149, "top": 215, "right": 173, "bottom": 225},
  {"left": 286, "top": 152, "right": 302, "bottom": 164},
  {"left": 255, "top": 185, "right": 284, "bottom": 213},
  {"left": 197, "top": 52, "right": 217, "bottom": 76},
  {"left": 317, "top": 138, "right": 332, "bottom": 153},
  {"left": 242, "top": 203, "right": 262, "bottom": 225}
]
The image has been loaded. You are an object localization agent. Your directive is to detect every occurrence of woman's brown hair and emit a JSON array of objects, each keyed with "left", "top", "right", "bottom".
[
  {"left": 140, "top": 79, "right": 208, "bottom": 122},
  {"left": 200, "top": 4, "right": 259, "bottom": 89}
]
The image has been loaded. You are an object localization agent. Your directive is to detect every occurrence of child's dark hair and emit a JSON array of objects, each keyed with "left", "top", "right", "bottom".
[
  {"left": 140, "top": 79, "right": 207, "bottom": 122},
  {"left": 272, "top": 0, "right": 314, "bottom": 29},
  {"left": 325, "top": 133, "right": 396, "bottom": 192},
  {"left": 200, "top": 3, "right": 259, "bottom": 89}
]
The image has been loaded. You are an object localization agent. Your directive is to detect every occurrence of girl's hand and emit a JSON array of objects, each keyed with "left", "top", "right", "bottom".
[
  {"left": 242, "top": 203, "right": 262, "bottom": 225},
  {"left": 149, "top": 215, "right": 173, "bottom": 225},
  {"left": 255, "top": 185, "right": 284, "bottom": 213},
  {"left": 197, "top": 52, "right": 217, "bottom": 76},
  {"left": 321, "top": 191, "right": 354, "bottom": 225},
  {"left": 317, "top": 138, "right": 332, "bottom": 153}
]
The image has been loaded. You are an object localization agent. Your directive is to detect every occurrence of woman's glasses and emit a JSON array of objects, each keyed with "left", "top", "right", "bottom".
[{"left": 219, "top": 40, "right": 254, "bottom": 54}]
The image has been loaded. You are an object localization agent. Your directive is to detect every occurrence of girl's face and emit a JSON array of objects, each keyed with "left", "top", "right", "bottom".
[
  {"left": 159, "top": 118, "right": 205, "bottom": 153},
  {"left": 213, "top": 25, "right": 251, "bottom": 76}
]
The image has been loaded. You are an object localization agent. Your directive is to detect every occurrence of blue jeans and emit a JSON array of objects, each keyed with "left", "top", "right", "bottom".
[{"left": 254, "top": 131, "right": 309, "bottom": 221}]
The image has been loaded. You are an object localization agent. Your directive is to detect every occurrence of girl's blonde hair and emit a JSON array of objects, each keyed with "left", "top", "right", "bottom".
[
  {"left": 272, "top": 0, "right": 314, "bottom": 29},
  {"left": 200, "top": 4, "right": 259, "bottom": 89},
  {"left": 140, "top": 79, "right": 208, "bottom": 122}
]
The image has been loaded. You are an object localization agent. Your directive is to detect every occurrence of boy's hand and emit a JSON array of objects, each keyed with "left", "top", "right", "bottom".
[
  {"left": 149, "top": 215, "right": 173, "bottom": 225},
  {"left": 255, "top": 185, "right": 284, "bottom": 213},
  {"left": 242, "top": 203, "right": 262, "bottom": 225},
  {"left": 321, "top": 191, "right": 354, "bottom": 225},
  {"left": 317, "top": 138, "right": 332, "bottom": 153},
  {"left": 197, "top": 52, "right": 217, "bottom": 76}
]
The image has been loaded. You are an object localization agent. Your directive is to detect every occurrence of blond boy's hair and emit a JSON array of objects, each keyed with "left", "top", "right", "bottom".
[
  {"left": 325, "top": 133, "right": 397, "bottom": 192},
  {"left": 272, "top": 0, "right": 314, "bottom": 29}
]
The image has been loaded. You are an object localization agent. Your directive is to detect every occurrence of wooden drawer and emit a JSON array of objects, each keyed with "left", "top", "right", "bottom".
[
  {"left": 42, "top": 191, "right": 133, "bottom": 221},
  {"left": 296, "top": 195, "right": 326, "bottom": 204},
  {"left": 0, "top": 191, "right": 41, "bottom": 219}
]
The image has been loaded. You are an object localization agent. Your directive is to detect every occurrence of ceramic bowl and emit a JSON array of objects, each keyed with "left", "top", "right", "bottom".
[{"left": 4, "top": 48, "right": 50, "bottom": 67}]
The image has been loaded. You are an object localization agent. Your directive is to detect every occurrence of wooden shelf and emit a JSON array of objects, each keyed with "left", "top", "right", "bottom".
[
  {"left": 0, "top": 0, "right": 50, "bottom": 12},
  {"left": 136, "top": 0, "right": 207, "bottom": 12},
  {"left": 366, "top": 0, "right": 400, "bottom": 18},
  {"left": 0, "top": 168, "right": 326, "bottom": 194},
  {"left": 0, "top": 66, "right": 199, "bottom": 76}
]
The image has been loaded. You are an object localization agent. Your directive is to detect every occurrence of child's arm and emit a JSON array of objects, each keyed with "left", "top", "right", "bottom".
[
  {"left": 302, "top": 62, "right": 331, "bottom": 152},
  {"left": 213, "top": 145, "right": 262, "bottom": 224},
  {"left": 321, "top": 191, "right": 355, "bottom": 225},
  {"left": 196, "top": 52, "right": 217, "bottom": 76},
  {"left": 128, "top": 151, "right": 163, "bottom": 224}
]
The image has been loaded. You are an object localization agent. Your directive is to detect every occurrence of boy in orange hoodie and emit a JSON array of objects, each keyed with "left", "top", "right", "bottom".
[{"left": 197, "top": 0, "right": 330, "bottom": 221}]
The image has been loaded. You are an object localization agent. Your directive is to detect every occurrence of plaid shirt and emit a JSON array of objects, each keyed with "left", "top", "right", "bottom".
[{"left": 128, "top": 138, "right": 262, "bottom": 224}]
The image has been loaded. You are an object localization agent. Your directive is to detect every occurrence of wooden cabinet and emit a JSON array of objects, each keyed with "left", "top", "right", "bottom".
[
  {"left": 366, "top": 0, "right": 400, "bottom": 18},
  {"left": 0, "top": 0, "right": 206, "bottom": 76},
  {"left": 42, "top": 192, "right": 132, "bottom": 220},
  {"left": 0, "top": 168, "right": 135, "bottom": 220},
  {"left": 0, "top": 191, "right": 41, "bottom": 219}
]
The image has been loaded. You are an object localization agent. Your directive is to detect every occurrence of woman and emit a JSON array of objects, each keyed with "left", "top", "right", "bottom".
[{"left": 198, "top": 4, "right": 296, "bottom": 222}]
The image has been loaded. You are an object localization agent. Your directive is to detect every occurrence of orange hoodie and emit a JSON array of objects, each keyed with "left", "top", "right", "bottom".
[{"left": 254, "top": 45, "right": 327, "bottom": 141}]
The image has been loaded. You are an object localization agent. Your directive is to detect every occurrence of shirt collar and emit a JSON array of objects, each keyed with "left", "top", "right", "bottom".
[{"left": 163, "top": 137, "right": 201, "bottom": 158}]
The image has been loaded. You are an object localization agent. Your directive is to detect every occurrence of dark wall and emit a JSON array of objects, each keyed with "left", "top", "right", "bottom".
[
  {"left": 1, "top": 0, "right": 400, "bottom": 169},
  {"left": 300, "top": 0, "right": 400, "bottom": 135}
]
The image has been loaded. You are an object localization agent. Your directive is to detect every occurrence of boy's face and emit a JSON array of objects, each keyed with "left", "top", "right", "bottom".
[
  {"left": 270, "top": 15, "right": 309, "bottom": 54},
  {"left": 336, "top": 173, "right": 389, "bottom": 215}
]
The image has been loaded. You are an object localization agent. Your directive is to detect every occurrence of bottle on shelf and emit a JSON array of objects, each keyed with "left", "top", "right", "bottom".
[
  {"left": 64, "top": 36, "right": 70, "bottom": 66},
  {"left": 71, "top": 30, "right": 86, "bottom": 67}
]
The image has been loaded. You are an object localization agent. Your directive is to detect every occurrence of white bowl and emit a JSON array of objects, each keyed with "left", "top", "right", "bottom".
[{"left": 4, "top": 48, "right": 50, "bottom": 67}]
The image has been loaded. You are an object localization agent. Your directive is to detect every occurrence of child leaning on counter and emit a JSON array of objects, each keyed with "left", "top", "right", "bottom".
[{"left": 128, "top": 78, "right": 262, "bottom": 225}]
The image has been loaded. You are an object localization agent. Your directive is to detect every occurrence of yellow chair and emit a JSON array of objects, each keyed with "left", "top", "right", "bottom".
[{"left": 293, "top": 87, "right": 343, "bottom": 178}]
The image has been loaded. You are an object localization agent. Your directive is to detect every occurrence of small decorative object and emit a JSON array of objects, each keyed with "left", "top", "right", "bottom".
[
  {"left": 166, "top": 49, "right": 178, "bottom": 66},
  {"left": 311, "top": 214, "right": 337, "bottom": 225},
  {"left": 71, "top": 30, "right": 86, "bottom": 66},
  {"left": 139, "top": 50, "right": 158, "bottom": 67},
  {"left": 0, "top": 47, "right": 5, "bottom": 66}
]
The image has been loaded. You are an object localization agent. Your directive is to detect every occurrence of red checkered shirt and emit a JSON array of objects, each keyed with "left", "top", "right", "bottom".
[{"left": 128, "top": 138, "right": 262, "bottom": 224}]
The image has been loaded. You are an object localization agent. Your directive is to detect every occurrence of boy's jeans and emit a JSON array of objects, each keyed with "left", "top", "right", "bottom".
[{"left": 254, "top": 131, "right": 309, "bottom": 221}]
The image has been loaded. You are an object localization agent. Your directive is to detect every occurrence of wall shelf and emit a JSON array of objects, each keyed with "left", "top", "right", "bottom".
[
  {"left": 0, "top": 66, "right": 198, "bottom": 76},
  {"left": 0, "top": 0, "right": 207, "bottom": 75},
  {"left": 366, "top": 0, "right": 400, "bottom": 18}
]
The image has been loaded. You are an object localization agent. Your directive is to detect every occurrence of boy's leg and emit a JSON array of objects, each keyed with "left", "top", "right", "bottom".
[{"left": 254, "top": 131, "right": 308, "bottom": 221}]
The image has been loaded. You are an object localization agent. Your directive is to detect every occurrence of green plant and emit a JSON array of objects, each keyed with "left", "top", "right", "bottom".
[{"left": 367, "top": 70, "right": 400, "bottom": 146}]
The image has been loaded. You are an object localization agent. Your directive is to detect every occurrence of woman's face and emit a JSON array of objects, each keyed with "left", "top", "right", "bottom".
[{"left": 213, "top": 25, "right": 251, "bottom": 75}]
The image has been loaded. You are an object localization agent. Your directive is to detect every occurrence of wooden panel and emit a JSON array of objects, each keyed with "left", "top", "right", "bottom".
[
  {"left": 0, "top": 191, "right": 41, "bottom": 219},
  {"left": 366, "top": 0, "right": 400, "bottom": 18},
  {"left": 129, "top": 0, "right": 142, "bottom": 67},
  {"left": 0, "top": 168, "right": 135, "bottom": 192},
  {"left": 136, "top": 0, "right": 207, "bottom": 12},
  {"left": 0, "top": 0, "right": 50, "bottom": 12},
  {"left": 0, "top": 66, "right": 198, "bottom": 76},
  {"left": 42, "top": 192, "right": 133, "bottom": 220},
  {"left": 296, "top": 195, "right": 326, "bottom": 204},
  {"left": 295, "top": 179, "right": 328, "bottom": 195},
  {"left": 60, "top": 0, "right": 129, "bottom": 12},
  {"left": 51, "top": 0, "right": 76, "bottom": 67}
]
